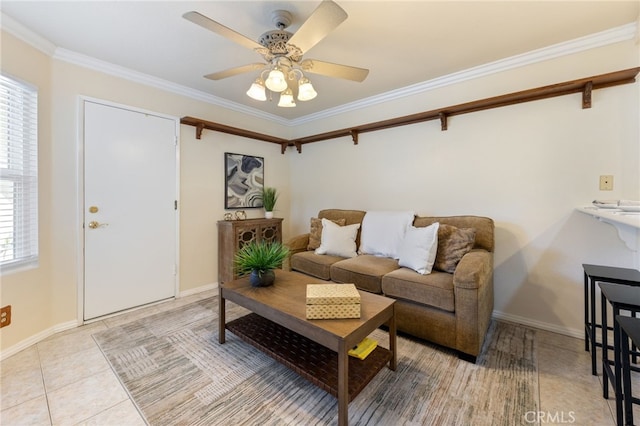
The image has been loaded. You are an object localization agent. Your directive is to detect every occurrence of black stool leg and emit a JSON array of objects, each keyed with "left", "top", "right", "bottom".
[
  {"left": 620, "top": 321, "right": 634, "bottom": 426},
  {"left": 590, "top": 277, "right": 598, "bottom": 375},
  {"left": 614, "top": 307, "right": 624, "bottom": 426},
  {"left": 603, "top": 294, "right": 610, "bottom": 399},
  {"left": 585, "top": 271, "right": 590, "bottom": 352},
  {"left": 633, "top": 310, "right": 638, "bottom": 365}
]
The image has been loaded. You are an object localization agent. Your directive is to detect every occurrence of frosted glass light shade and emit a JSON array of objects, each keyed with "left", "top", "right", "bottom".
[
  {"left": 246, "top": 78, "right": 267, "bottom": 101},
  {"left": 297, "top": 78, "right": 317, "bottom": 101},
  {"left": 277, "top": 88, "right": 296, "bottom": 107},
  {"left": 265, "top": 69, "right": 288, "bottom": 92}
]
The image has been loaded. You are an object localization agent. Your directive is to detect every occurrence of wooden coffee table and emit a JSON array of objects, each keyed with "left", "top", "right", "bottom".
[{"left": 219, "top": 270, "right": 396, "bottom": 426}]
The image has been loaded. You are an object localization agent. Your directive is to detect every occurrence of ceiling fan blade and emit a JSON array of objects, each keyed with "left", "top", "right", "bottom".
[
  {"left": 300, "top": 59, "right": 369, "bottom": 82},
  {"left": 183, "top": 11, "right": 263, "bottom": 51},
  {"left": 287, "top": 1, "right": 348, "bottom": 54},
  {"left": 204, "top": 63, "right": 265, "bottom": 80}
]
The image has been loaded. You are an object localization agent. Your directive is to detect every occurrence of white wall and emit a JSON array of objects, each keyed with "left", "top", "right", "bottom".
[{"left": 288, "top": 39, "right": 640, "bottom": 337}]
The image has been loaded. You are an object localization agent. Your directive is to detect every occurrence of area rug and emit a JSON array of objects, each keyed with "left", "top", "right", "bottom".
[{"left": 93, "top": 297, "right": 538, "bottom": 425}]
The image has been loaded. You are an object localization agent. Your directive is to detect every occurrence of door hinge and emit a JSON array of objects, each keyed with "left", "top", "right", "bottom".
[{"left": 174, "top": 200, "right": 178, "bottom": 210}]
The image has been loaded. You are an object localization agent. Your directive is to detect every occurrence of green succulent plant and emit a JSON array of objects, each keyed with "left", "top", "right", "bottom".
[{"left": 234, "top": 241, "right": 289, "bottom": 275}]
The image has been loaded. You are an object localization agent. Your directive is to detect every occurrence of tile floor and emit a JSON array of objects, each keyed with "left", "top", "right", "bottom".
[{"left": 0, "top": 290, "right": 634, "bottom": 425}]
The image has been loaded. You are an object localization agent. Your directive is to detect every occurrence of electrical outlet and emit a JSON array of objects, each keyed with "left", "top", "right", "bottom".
[
  {"left": 0, "top": 305, "right": 11, "bottom": 328},
  {"left": 599, "top": 175, "right": 614, "bottom": 191}
]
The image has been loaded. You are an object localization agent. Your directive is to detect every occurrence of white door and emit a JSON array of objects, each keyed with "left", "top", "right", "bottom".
[{"left": 83, "top": 101, "right": 178, "bottom": 320}]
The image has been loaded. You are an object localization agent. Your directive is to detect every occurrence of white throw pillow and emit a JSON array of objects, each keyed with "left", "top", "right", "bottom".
[
  {"left": 398, "top": 223, "right": 440, "bottom": 275},
  {"left": 359, "top": 210, "right": 415, "bottom": 259},
  {"left": 315, "top": 218, "right": 360, "bottom": 258}
]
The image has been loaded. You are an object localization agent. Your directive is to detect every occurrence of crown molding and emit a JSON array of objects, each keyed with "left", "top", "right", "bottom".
[
  {"left": 291, "top": 21, "right": 638, "bottom": 125},
  {"left": 0, "top": 12, "right": 57, "bottom": 55},
  {"left": 52, "top": 48, "right": 289, "bottom": 125},
  {"left": 2, "top": 11, "right": 636, "bottom": 127}
]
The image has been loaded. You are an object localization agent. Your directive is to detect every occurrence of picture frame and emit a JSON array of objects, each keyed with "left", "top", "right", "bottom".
[{"left": 224, "top": 152, "right": 264, "bottom": 209}]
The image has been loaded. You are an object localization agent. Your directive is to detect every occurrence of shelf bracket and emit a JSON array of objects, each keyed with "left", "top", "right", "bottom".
[
  {"left": 350, "top": 130, "right": 359, "bottom": 145},
  {"left": 195, "top": 123, "right": 204, "bottom": 140},
  {"left": 582, "top": 81, "right": 593, "bottom": 109},
  {"left": 439, "top": 112, "right": 448, "bottom": 131},
  {"left": 280, "top": 142, "right": 289, "bottom": 155},
  {"left": 294, "top": 141, "right": 302, "bottom": 154}
]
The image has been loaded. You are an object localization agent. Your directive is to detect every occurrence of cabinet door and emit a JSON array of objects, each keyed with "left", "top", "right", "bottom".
[
  {"left": 260, "top": 222, "right": 281, "bottom": 244},
  {"left": 235, "top": 224, "right": 260, "bottom": 250}
]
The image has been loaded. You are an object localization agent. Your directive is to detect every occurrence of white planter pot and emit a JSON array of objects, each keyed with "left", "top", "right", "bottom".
[{"left": 265, "top": 211, "right": 274, "bottom": 219}]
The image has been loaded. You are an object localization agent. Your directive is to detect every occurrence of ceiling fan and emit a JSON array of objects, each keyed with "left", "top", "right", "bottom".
[{"left": 183, "top": 0, "right": 369, "bottom": 107}]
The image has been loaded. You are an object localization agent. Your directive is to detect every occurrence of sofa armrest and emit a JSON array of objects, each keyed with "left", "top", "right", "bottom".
[
  {"left": 453, "top": 249, "right": 494, "bottom": 357},
  {"left": 453, "top": 249, "right": 493, "bottom": 290},
  {"left": 283, "top": 233, "right": 310, "bottom": 271}
]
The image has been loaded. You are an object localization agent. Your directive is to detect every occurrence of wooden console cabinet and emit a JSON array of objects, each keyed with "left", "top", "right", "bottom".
[{"left": 217, "top": 217, "right": 283, "bottom": 284}]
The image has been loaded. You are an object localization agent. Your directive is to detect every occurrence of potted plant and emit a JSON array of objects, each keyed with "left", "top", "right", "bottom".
[
  {"left": 262, "top": 187, "right": 278, "bottom": 219},
  {"left": 234, "top": 241, "right": 289, "bottom": 287}
]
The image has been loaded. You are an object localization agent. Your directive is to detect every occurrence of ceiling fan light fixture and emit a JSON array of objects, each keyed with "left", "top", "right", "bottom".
[
  {"left": 265, "top": 68, "right": 288, "bottom": 92},
  {"left": 278, "top": 88, "right": 296, "bottom": 107},
  {"left": 297, "top": 77, "right": 317, "bottom": 101},
  {"left": 246, "top": 78, "right": 267, "bottom": 101}
]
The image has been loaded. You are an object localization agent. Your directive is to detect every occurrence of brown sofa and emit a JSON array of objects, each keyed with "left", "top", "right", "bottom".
[{"left": 284, "top": 209, "right": 495, "bottom": 362}]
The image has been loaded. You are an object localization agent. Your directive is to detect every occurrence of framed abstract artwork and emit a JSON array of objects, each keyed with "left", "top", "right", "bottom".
[{"left": 224, "top": 152, "right": 264, "bottom": 209}]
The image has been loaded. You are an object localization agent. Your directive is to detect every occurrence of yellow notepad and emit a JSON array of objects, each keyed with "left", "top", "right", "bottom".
[{"left": 348, "top": 337, "right": 378, "bottom": 360}]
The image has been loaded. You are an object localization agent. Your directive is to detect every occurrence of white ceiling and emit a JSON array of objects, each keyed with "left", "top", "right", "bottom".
[{"left": 2, "top": 1, "right": 638, "bottom": 121}]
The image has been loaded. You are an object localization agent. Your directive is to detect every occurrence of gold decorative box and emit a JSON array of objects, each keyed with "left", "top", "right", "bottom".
[{"left": 306, "top": 283, "right": 361, "bottom": 319}]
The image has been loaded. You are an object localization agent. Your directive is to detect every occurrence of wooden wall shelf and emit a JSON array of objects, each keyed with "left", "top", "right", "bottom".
[{"left": 181, "top": 67, "right": 639, "bottom": 154}]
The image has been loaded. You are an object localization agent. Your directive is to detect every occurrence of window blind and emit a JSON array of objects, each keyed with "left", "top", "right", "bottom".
[{"left": 0, "top": 74, "right": 38, "bottom": 271}]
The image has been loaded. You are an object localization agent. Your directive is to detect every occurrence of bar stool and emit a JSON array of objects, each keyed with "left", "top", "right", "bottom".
[
  {"left": 583, "top": 264, "right": 640, "bottom": 375},
  {"left": 616, "top": 315, "right": 640, "bottom": 426},
  {"left": 599, "top": 282, "right": 640, "bottom": 426}
]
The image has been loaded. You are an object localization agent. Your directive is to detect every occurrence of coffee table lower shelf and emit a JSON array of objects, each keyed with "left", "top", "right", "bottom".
[{"left": 226, "top": 313, "right": 392, "bottom": 402}]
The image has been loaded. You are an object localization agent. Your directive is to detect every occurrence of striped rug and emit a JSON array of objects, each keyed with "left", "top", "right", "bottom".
[{"left": 93, "top": 297, "right": 538, "bottom": 425}]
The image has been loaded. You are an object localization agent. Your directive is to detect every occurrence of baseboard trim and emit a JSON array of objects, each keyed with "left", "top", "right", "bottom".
[
  {"left": 179, "top": 282, "right": 218, "bottom": 298},
  {"left": 0, "top": 320, "right": 78, "bottom": 361},
  {"left": 1, "top": 283, "right": 219, "bottom": 361},
  {"left": 492, "top": 310, "right": 583, "bottom": 340}
]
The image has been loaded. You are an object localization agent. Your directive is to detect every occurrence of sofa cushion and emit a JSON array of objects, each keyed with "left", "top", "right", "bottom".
[
  {"left": 315, "top": 219, "right": 360, "bottom": 258},
  {"left": 382, "top": 268, "right": 455, "bottom": 312},
  {"left": 330, "top": 255, "right": 399, "bottom": 294},
  {"left": 290, "top": 251, "right": 344, "bottom": 281},
  {"left": 397, "top": 223, "right": 439, "bottom": 275},
  {"left": 308, "top": 217, "right": 346, "bottom": 250},
  {"left": 318, "top": 209, "right": 367, "bottom": 247},
  {"left": 359, "top": 211, "right": 414, "bottom": 259},
  {"left": 413, "top": 215, "right": 494, "bottom": 253},
  {"left": 434, "top": 224, "right": 476, "bottom": 273}
]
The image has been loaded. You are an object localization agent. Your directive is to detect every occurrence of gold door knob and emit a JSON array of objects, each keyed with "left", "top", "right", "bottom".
[{"left": 88, "top": 221, "right": 108, "bottom": 229}]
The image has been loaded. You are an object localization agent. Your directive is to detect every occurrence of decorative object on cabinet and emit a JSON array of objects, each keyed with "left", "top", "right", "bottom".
[
  {"left": 234, "top": 241, "right": 289, "bottom": 287},
  {"left": 218, "top": 217, "right": 283, "bottom": 284},
  {"left": 234, "top": 210, "right": 246, "bottom": 220},
  {"left": 224, "top": 213, "right": 233, "bottom": 221},
  {"left": 225, "top": 152, "right": 264, "bottom": 209},
  {"left": 262, "top": 187, "right": 278, "bottom": 219}
]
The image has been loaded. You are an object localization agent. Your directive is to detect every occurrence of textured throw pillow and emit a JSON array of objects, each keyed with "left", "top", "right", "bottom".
[
  {"left": 434, "top": 224, "right": 476, "bottom": 273},
  {"left": 359, "top": 211, "right": 415, "bottom": 259},
  {"left": 398, "top": 223, "right": 440, "bottom": 275},
  {"left": 315, "top": 218, "right": 360, "bottom": 258},
  {"left": 308, "top": 217, "right": 346, "bottom": 250}
]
